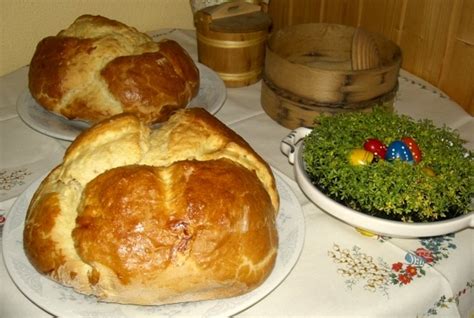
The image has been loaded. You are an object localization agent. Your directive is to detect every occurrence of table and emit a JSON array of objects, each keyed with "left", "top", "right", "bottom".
[{"left": 1, "top": 29, "right": 473, "bottom": 317}]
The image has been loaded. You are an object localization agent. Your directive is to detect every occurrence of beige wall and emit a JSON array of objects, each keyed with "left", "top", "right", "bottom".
[{"left": 0, "top": 0, "right": 195, "bottom": 76}]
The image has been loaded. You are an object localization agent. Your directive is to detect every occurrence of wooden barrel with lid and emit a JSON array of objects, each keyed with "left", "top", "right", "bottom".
[{"left": 195, "top": 1, "right": 272, "bottom": 87}]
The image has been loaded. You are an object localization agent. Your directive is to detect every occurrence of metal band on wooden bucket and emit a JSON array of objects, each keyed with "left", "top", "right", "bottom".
[
  {"left": 262, "top": 75, "right": 397, "bottom": 110},
  {"left": 197, "top": 33, "right": 266, "bottom": 48},
  {"left": 261, "top": 76, "right": 397, "bottom": 129},
  {"left": 217, "top": 68, "right": 262, "bottom": 82}
]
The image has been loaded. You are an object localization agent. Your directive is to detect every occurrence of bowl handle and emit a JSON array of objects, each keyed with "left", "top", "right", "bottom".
[{"left": 280, "top": 127, "right": 312, "bottom": 164}]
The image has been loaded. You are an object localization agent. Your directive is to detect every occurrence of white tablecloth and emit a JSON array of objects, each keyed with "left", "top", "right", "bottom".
[{"left": 1, "top": 29, "right": 473, "bottom": 317}]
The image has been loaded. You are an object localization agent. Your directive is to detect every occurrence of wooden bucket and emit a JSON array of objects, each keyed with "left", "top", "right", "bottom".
[
  {"left": 261, "top": 23, "right": 401, "bottom": 128},
  {"left": 195, "top": 1, "right": 272, "bottom": 87}
]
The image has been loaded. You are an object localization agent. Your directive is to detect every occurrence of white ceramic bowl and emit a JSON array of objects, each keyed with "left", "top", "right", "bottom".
[{"left": 281, "top": 127, "right": 474, "bottom": 238}]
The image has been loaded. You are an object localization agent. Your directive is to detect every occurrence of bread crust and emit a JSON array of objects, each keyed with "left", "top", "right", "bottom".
[
  {"left": 23, "top": 108, "right": 279, "bottom": 305},
  {"left": 28, "top": 15, "right": 199, "bottom": 124}
]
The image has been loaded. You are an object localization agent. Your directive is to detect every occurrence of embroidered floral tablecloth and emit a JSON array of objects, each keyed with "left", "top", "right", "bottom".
[{"left": 0, "top": 29, "right": 472, "bottom": 318}]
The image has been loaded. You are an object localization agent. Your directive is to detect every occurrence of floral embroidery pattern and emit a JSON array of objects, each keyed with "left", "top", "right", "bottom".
[
  {"left": 0, "top": 168, "right": 32, "bottom": 191},
  {"left": 399, "top": 75, "right": 448, "bottom": 99},
  {"left": 328, "top": 245, "right": 392, "bottom": 295},
  {"left": 390, "top": 262, "right": 424, "bottom": 286},
  {"left": 0, "top": 213, "right": 5, "bottom": 226},
  {"left": 151, "top": 29, "right": 177, "bottom": 39},
  {"left": 0, "top": 209, "right": 6, "bottom": 240},
  {"left": 418, "top": 234, "right": 456, "bottom": 263},
  {"left": 389, "top": 234, "right": 456, "bottom": 286},
  {"left": 329, "top": 234, "right": 457, "bottom": 294},
  {"left": 424, "top": 280, "right": 474, "bottom": 316}
]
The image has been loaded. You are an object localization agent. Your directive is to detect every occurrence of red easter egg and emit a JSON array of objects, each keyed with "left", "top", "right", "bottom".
[
  {"left": 401, "top": 137, "right": 422, "bottom": 163},
  {"left": 363, "top": 138, "right": 387, "bottom": 159}
]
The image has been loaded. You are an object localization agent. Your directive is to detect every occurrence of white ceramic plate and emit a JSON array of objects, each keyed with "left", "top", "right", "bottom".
[
  {"left": 2, "top": 169, "right": 305, "bottom": 317},
  {"left": 17, "top": 63, "right": 226, "bottom": 141},
  {"left": 281, "top": 127, "right": 474, "bottom": 238}
]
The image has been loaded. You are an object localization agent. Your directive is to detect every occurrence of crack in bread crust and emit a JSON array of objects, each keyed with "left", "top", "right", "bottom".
[{"left": 28, "top": 15, "right": 199, "bottom": 124}]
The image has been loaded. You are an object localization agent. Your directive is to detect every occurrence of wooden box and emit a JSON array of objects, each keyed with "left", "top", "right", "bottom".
[{"left": 261, "top": 23, "right": 402, "bottom": 129}]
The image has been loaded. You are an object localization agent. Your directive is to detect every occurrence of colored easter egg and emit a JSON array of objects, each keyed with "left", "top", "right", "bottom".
[
  {"left": 363, "top": 138, "right": 387, "bottom": 159},
  {"left": 401, "top": 137, "right": 422, "bottom": 163},
  {"left": 386, "top": 141, "right": 414, "bottom": 163},
  {"left": 349, "top": 149, "right": 374, "bottom": 166}
]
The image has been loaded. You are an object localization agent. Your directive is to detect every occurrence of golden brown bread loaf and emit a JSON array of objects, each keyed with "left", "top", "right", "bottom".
[
  {"left": 28, "top": 14, "right": 199, "bottom": 124},
  {"left": 23, "top": 108, "right": 279, "bottom": 305}
]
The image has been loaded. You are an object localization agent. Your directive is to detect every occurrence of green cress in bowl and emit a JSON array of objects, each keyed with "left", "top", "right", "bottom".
[{"left": 281, "top": 108, "right": 473, "bottom": 238}]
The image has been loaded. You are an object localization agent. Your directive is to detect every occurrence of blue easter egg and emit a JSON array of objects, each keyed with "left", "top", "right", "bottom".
[{"left": 386, "top": 140, "right": 414, "bottom": 163}]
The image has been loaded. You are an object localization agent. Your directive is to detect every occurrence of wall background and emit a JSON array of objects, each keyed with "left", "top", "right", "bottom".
[
  {"left": 0, "top": 0, "right": 194, "bottom": 76},
  {"left": 1, "top": 0, "right": 473, "bottom": 115}
]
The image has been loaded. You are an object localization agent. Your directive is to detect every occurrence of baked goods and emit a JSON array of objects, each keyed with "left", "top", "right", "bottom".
[
  {"left": 23, "top": 108, "right": 279, "bottom": 305},
  {"left": 28, "top": 15, "right": 199, "bottom": 124}
]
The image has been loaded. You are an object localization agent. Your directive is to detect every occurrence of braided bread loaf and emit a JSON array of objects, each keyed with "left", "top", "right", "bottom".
[
  {"left": 28, "top": 15, "right": 199, "bottom": 124},
  {"left": 23, "top": 108, "right": 279, "bottom": 305}
]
